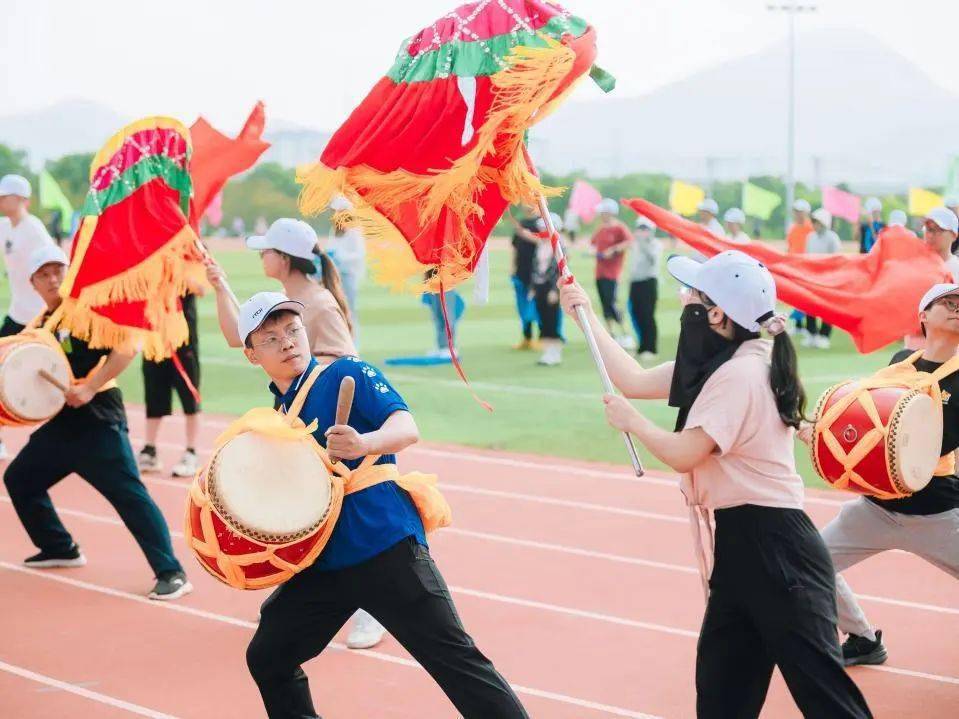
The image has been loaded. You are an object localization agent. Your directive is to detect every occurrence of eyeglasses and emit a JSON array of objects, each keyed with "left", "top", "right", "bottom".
[
  {"left": 931, "top": 298, "right": 959, "bottom": 314},
  {"left": 252, "top": 325, "right": 304, "bottom": 350}
]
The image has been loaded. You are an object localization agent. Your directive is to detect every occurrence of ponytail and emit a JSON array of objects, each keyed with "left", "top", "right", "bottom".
[
  {"left": 278, "top": 247, "right": 354, "bottom": 333},
  {"left": 769, "top": 331, "right": 807, "bottom": 429}
]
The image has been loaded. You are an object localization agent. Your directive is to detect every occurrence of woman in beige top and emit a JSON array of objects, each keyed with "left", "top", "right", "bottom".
[
  {"left": 559, "top": 250, "right": 872, "bottom": 719},
  {"left": 207, "top": 218, "right": 356, "bottom": 363}
]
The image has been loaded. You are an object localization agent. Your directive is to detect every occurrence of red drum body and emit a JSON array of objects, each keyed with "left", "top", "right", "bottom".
[{"left": 811, "top": 382, "right": 941, "bottom": 499}]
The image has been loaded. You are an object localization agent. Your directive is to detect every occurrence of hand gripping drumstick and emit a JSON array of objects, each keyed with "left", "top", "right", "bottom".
[
  {"left": 39, "top": 369, "right": 68, "bottom": 393},
  {"left": 327, "top": 376, "right": 356, "bottom": 464}
]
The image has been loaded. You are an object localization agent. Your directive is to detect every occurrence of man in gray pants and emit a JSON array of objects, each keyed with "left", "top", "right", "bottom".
[{"left": 813, "top": 279, "right": 959, "bottom": 665}]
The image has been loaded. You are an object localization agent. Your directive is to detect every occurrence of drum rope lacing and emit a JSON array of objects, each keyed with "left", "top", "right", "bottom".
[{"left": 812, "top": 351, "right": 959, "bottom": 499}]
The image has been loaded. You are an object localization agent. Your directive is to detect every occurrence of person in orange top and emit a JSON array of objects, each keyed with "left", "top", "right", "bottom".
[{"left": 786, "top": 199, "right": 814, "bottom": 336}]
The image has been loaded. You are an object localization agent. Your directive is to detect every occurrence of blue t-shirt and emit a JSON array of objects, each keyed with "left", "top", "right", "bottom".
[{"left": 270, "top": 357, "right": 426, "bottom": 571}]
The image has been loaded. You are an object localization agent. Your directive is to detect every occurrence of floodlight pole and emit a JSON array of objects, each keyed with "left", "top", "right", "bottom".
[{"left": 767, "top": 3, "right": 817, "bottom": 236}]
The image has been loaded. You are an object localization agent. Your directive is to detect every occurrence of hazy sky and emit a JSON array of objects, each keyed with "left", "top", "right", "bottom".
[{"left": 3, "top": 0, "right": 957, "bottom": 130}]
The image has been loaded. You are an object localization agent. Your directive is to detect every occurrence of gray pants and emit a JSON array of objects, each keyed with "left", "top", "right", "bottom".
[{"left": 821, "top": 498, "right": 959, "bottom": 637}]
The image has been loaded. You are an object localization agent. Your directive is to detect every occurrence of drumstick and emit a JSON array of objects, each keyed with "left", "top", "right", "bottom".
[
  {"left": 38, "top": 370, "right": 68, "bottom": 394},
  {"left": 328, "top": 376, "right": 356, "bottom": 464}
]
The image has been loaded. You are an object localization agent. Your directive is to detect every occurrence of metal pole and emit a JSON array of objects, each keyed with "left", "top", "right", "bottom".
[
  {"left": 535, "top": 195, "right": 645, "bottom": 477},
  {"left": 785, "top": 7, "right": 796, "bottom": 238}
]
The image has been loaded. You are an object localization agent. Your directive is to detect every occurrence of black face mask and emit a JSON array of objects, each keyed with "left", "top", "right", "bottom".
[{"left": 668, "top": 303, "right": 740, "bottom": 430}]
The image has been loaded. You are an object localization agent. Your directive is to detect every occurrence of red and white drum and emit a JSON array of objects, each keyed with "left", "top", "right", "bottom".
[
  {"left": 185, "top": 430, "right": 336, "bottom": 590},
  {"left": 0, "top": 337, "right": 70, "bottom": 426},
  {"left": 811, "top": 382, "right": 941, "bottom": 499}
]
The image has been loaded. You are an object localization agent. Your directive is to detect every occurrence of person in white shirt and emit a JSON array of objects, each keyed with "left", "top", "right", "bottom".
[
  {"left": 326, "top": 226, "right": 366, "bottom": 343},
  {"left": 723, "top": 208, "right": 751, "bottom": 245},
  {"left": 0, "top": 174, "right": 57, "bottom": 460},
  {"left": 697, "top": 198, "right": 726, "bottom": 239},
  {"left": 802, "top": 209, "right": 842, "bottom": 350}
]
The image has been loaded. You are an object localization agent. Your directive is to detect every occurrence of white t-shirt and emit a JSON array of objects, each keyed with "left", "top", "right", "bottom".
[
  {"left": 0, "top": 214, "right": 55, "bottom": 324},
  {"left": 326, "top": 228, "right": 366, "bottom": 278},
  {"left": 947, "top": 254, "right": 959, "bottom": 283}
]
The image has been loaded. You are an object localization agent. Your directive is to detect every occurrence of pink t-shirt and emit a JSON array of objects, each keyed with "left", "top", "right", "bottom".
[{"left": 683, "top": 339, "right": 805, "bottom": 511}]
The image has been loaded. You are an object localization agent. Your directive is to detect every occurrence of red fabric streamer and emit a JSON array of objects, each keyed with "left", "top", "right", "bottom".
[
  {"left": 188, "top": 102, "right": 270, "bottom": 229},
  {"left": 626, "top": 198, "right": 952, "bottom": 353}
]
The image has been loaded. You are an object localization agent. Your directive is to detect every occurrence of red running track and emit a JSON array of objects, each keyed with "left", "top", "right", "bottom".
[{"left": 1, "top": 409, "right": 957, "bottom": 718}]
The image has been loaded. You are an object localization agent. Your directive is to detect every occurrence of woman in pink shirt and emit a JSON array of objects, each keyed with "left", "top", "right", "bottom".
[{"left": 560, "top": 251, "right": 872, "bottom": 719}]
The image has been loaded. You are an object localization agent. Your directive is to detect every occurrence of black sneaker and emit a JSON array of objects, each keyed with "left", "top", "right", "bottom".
[
  {"left": 24, "top": 545, "right": 87, "bottom": 568},
  {"left": 842, "top": 630, "right": 888, "bottom": 666},
  {"left": 148, "top": 571, "right": 193, "bottom": 601}
]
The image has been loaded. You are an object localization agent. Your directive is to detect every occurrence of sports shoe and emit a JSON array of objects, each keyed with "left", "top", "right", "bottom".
[
  {"left": 148, "top": 571, "right": 193, "bottom": 601},
  {"left": 537, "top": 343, "right": 563, "bottom": 366},
  {"left": 616, "top": 334, "right": 637, "bottom": 350},
  {"left": 801, "top": 333, "right": 815, "bottom": 348},
  {"left": 24, "top": 544, "right": 87, "bottom": 568},
  {"left": 0, "top": 439, "right": 9, "bottom": 461},
  {"left": 137, "top": 447, "right": 162, "bottom": 473},
  {"left": 814, "top": 335, "right": 831, "bottom": 350},
  {"left": 171, "top": 450, "right": 199, "bottom": 478},
  {"left": 347, "top": 610, "right": 386, "bottom": 650},
  {"left": 638, "top": 351, "right": 657, "bottom": 364},
  {"left": 512, "top": 338, "right": 534, "bottom": 351},
  {"left": 842, "top": 630, "right": 887, "bottom": 666}
]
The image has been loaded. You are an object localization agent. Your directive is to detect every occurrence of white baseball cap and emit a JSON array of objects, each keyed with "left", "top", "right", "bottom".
[
  {"left": 811, "top": 208, "right": 832, "bottom": 228},
  {"left": 27, "top": 244, "right": 68, "bottom": 277},
  {"left": 0, "top": 174, "right": 31, "bottom": 198},
  {"left": 925, "top": 206, "right": 959, "bottom": 234},
  {"left": 596, "top": 198, "right": 619, "bottom": 216},
  {"left": 667, "top": 250, "right": 777, "bottom": 332},
  {"left": 864, "top": 197, "right": 882, "bottom": 213},
  {"left": 635, "top": 216, "right": 657, "bottom": 230},
  {"left": 919, "top": 283, "right": 959, "bottom": 313},
  {"left": 696, "top": 198, "right": 719, "bottom": 215},
  {"left": 888, "top": 209, "right": 908, "bottom": 227},
  {"left": 793, "top": 199, "right": 811, "bottom": 213},
  {"left": 246, "top": 218, "right": 318, "bottom": 260},
  {"left": 238, "top": 291, "right": 304, "bottom": 346},
  {"left": 723, "top": 207, "right": 746, "bottom": 225}
]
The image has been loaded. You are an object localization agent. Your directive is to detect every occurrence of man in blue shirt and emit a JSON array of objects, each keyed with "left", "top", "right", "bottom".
[{"left": 237, "top": 292, "right": 528, "bottom": 719}]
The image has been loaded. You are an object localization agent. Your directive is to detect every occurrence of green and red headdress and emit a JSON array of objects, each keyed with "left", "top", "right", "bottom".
[
  {"left": 299, "top": 0, "right": 609, "bottom": 293},
  {"left": 52, "top": 117, "right": 207, "bottom": 360}
]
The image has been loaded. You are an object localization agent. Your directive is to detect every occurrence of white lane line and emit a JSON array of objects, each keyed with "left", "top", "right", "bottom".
[
  {"left": 0, "top": 659, "right": 178, "bottom": 718},
  {"left": 5, "top": 496, "right": 954, "bottom": 619},
  {"left": 0, "top": 562, "right": 661, "bottom": 719},
  {"left": 863, "top": 665, "right": 959, "bottom": 686}
]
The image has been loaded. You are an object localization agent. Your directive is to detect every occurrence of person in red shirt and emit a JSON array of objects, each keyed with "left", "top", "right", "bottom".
[
  {"left": 590, "top": 198, "right": 633, "bottom": 348},
  {"left": 786, "top": 199, "right": 814, "bottom": 336}
]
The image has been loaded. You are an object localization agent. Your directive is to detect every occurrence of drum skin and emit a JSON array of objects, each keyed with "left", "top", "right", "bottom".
[
  {"left": 184, "top": 436, "right": 337, "bottom": 591},
  {"left": 0, "top": 339, "right": 70, "bottom": 426},
  {"left": 812, "top": 382, "right": 940, "bottom": 499}
]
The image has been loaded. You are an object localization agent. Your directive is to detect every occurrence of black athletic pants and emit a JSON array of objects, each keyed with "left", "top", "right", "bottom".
[
  {"left": 697, "top": 505, "right": 872, "bottom": 719},
  {"left": 628, "top": 278, "right": 658, "bottom": 353},
  {"left": 595, "top": 277, "right": 622, "bottom": 322},
  {"left": 533, "top": 282, "right": 561, "bottom": 340},
  {"left": 247, "top": 537, "right": 529, "bottom": 719},
  {"left": 805, "top": 315, "right": 833, "bottom": 337}
]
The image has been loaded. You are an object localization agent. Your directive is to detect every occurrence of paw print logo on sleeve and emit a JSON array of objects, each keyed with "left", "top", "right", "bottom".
[
  {"left": 373, "top": 382, "right": 390, "bottom": 394},
  {"left": 361, "top": 365, "right": 377, "bottom": 379}
]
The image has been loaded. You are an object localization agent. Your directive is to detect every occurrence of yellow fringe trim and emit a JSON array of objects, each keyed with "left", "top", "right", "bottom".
[
  {"left": 298, "top": 39, "right": 574, "bottom": 292},
  {"left": 55, "top": 224, "right": 207, "bottom": 360}
]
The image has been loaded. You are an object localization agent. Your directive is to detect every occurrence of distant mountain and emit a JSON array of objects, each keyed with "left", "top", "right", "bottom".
[
  {"left": 4, "top": 29, "right": 957, "bottom": 190},
  {"left": 0, "top": 99, "right": 128, "bottom": 164},
  {"left": 531, "top": 27, "right": 959, "bottom": 190}
]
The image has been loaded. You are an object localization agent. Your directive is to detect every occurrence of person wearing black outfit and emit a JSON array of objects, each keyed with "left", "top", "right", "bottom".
[
  {"left": 2, "top": 245, "right": 191, "bottom": 600},
  {"left": 510, "top": 214, "right": 540, "bottom": 350},
  {"left": 811, "top": 282, "right": 959, "bottom": 666},
  {"left": 560, "top": 250, "right": 872, "bottom": 718},
  {"left": 531, "top": 213, "right": 564, "bottom": 366}
]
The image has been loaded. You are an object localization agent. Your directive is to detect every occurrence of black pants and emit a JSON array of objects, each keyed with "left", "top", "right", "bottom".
[
  {"left": 805, "top": 316, "right": 832, "bottom": 337},
  {"left": 142, "top": 342, "right": 201, "bottom": 417},
  {"left": 3, "top": 420, "right": 182, "bottom": 576},
  {"left": 697, "top": 505, "right": 871, "bottom": 719},
  {"left": 595, "top": 278, "right": 622, "bottom": 323},
  {"left": 0, "top": 315, "right": 25, "bottom": 337},
  {"left": 628, "top": 278, "right": 658, "bottom": 353},
  {"left": 533, "top": 283, "right": 561, "bottom": 340},
  {"left": 247, "top": 538, "right": 528, "bottom": 719}
]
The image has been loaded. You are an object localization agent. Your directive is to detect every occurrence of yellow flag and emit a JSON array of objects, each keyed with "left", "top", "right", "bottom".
[
  {"left": 908, "top": 187, "right": 943, "bottom": 216},
  {"left": 669, "top": 180, "right": 706, "bottom": 217}
]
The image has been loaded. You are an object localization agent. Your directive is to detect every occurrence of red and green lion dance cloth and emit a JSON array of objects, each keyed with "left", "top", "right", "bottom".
[{"left": 299, "top": 0, "right": 609, "bottom": 293}]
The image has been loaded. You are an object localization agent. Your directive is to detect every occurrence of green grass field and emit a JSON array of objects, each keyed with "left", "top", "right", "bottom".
[{"left": 27, "top": 242, "right": 895, "bottom": 487}]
